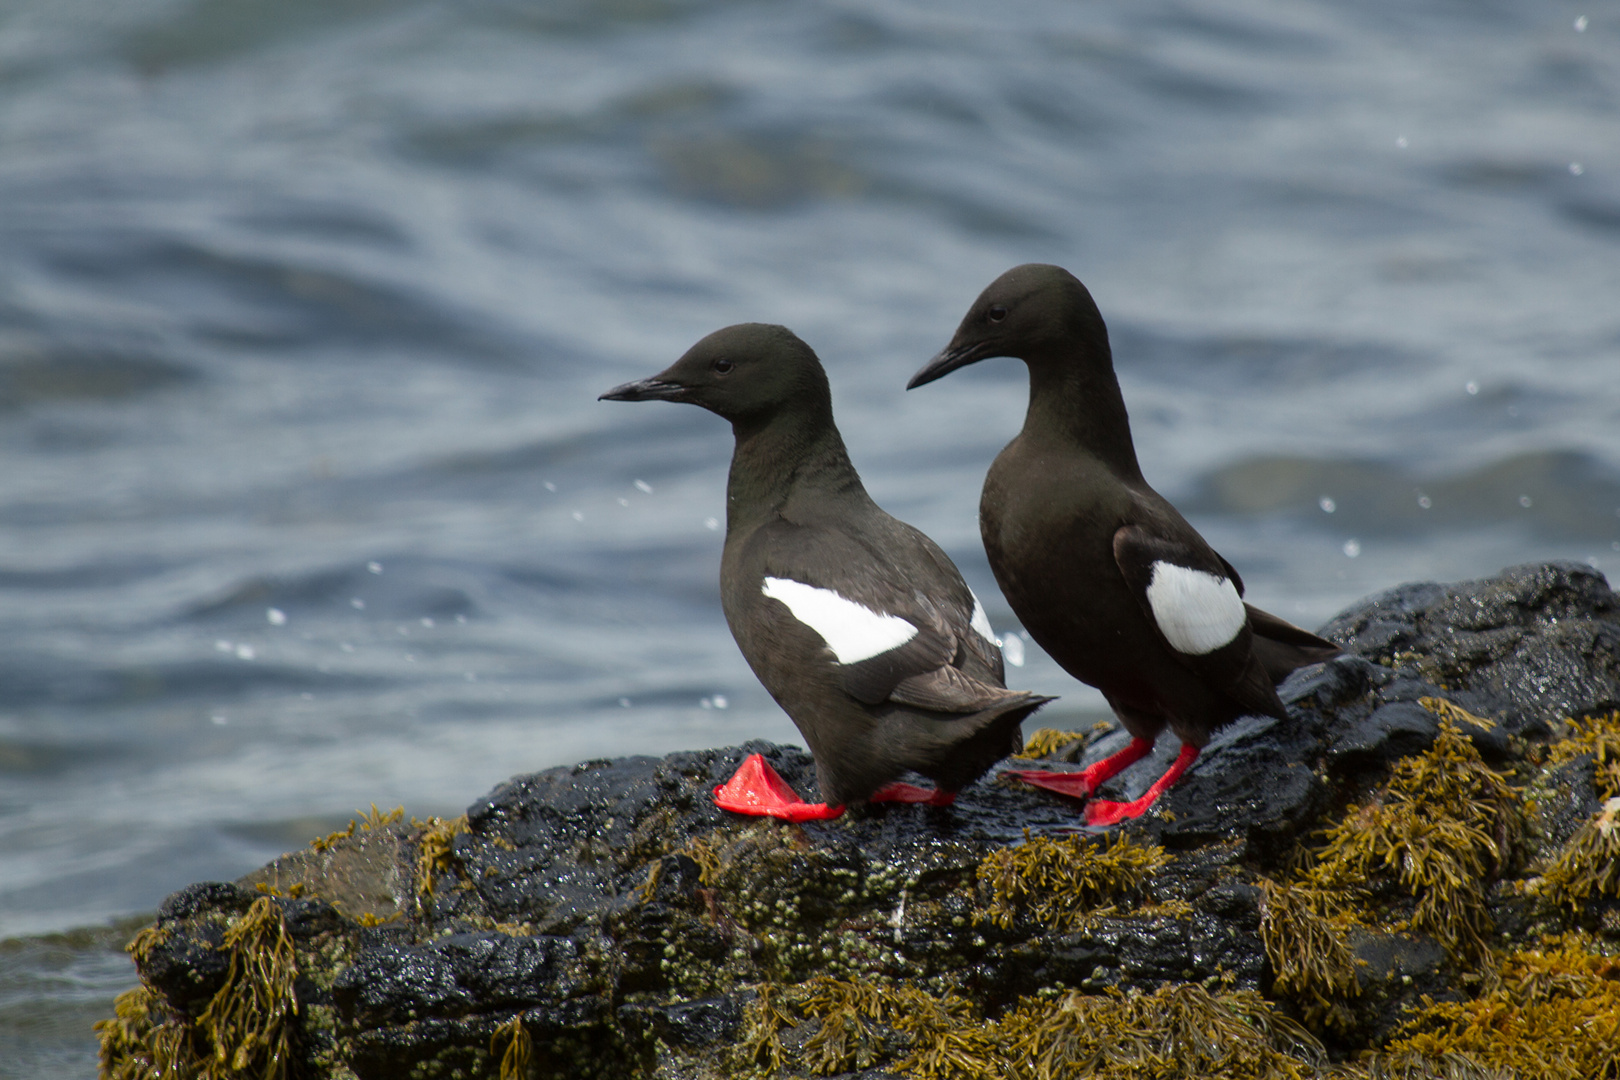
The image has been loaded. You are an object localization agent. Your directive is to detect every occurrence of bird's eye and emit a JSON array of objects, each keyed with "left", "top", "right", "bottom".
[
  {"left": 987, "top": 304, "right": 1008, "bottom": 323},
  {"left": 712, "top": 358, "right": 734, "bottom": 375}
]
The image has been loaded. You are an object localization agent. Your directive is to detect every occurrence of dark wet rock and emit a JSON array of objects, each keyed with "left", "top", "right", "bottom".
[
  {"left": 1326, "top": 701, "right": 1439, "bottom": 774},
  {"left": 102, "top": 562, "right": 1620, "bottom": 1079},
  {"left": 1320, "top": 560, "right": 1620, "bottom": 737}
]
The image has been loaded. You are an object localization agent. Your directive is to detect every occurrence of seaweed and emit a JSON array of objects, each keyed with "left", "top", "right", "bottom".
[
  {"left": 492, "top": 1014, "right": 534, "bottom": 1080},
  {"left": 1015, "top": 728, "right": 1090, "bottom": 760},
  {"left": 310, "top": 803, "right": 404, "bottom": 853},
  {"left": 1536, "top": 796, "right": 1620, "bottom": 914},
  {"left": 1304, "top": 701, "right": 1527, "bottom": 962},
  {"left": 1546, "top": 710, "right": 1620, "bottom": 798},
  {"left": 412, "top": 813, "right": 469, "bottom": 904},
  {"left": 1388, "top": 933, "right": 1620, "bottom": 1079},
  {"left": 977, "top": 831, "right": 1170, "bottom": 931},
  {"left": 1258, "top": 879, "right": 1361, "bottom": 1031},
  {"left": 736, "top": 979, "right": 1334, "bottom": 1080},
  {"left": 96, "top": 897, "right": 299, "bottom": 1080}
]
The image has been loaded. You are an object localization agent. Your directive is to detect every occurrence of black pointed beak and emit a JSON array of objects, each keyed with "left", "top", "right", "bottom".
[
  {"left": 599, "top": 377, "right": 687, "bottom": 402},
  {"left": 906, "top": 339, "right": 989, "bottom": 390}
]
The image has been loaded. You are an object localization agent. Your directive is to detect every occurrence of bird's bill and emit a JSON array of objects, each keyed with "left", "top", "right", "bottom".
[
  {"left": 598, "top": 376, "right": 687, "bottom": 402},
  {"left": 906, "top": 339, "right": 990, "bottom": 390}
]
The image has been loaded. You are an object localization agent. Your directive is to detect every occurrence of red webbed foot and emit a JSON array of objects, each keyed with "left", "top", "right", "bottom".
[
  {"left": 869, "top": 782, "right": 957, "bottom": 807},
  {"left": 713, "top": 753, "right": 845, "bottom": 822},
  {"left": 1082, "top": 744, "right": 1200, "bottom": 827},
  {"left": 1005, "top": 736, "right": 1156, "bottom": 801}
]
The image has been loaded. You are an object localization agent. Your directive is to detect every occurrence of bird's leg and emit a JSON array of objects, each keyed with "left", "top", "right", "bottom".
[
  {"left": 1083, "top": 743, "right": 1199, "bottom": 827},
  {"left": 869, "top": 782, "right": 957, "bottom": 807},
  {"left": 713, "top": 753, "right": 846, "bottom": 822},
  {"left": 1005, "top": 736, "right": 1156, "bottom": 799}
]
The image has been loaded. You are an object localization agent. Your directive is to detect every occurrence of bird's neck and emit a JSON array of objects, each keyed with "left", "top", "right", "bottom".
[
  {"left": 1022, "top": 348, "right": 1144, "bottom": 482},
  {"left": 726, "top": 409, "right": 868, "bottom": 531}
]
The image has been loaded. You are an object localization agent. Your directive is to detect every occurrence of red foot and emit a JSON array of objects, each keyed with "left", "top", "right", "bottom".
[
  {"left": 870, "top": 782, "right": 957, "bottom": 807},
  {"left": 1005, "top": 736, "right": 1156, "bottom": 800},
  {"left": 713, "top": 754, "right": 845, "bottom": 822},
  {"left": 1083, "top": 744, "right": 1200, "bottom": 827}
]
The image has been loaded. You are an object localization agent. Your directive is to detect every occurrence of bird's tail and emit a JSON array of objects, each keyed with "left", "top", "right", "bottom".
[
  {"left": 1244, "top": 603, "right": 1342, "bottom": 684},
  {"left": 878, "top": 691, "right": 1055, "bottom": 793}
]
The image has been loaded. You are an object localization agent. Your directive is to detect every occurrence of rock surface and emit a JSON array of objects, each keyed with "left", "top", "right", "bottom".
[{"left": 99, "top": 563, "right": 1620, "bottom": 1079}]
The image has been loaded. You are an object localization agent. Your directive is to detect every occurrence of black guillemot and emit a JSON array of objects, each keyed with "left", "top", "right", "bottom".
[
  {"left": 603, "top": 323, "right": 1052, "bottom": 821},
  {"left": 908, "top": 265, "right": 1339, "bottom": 826}
]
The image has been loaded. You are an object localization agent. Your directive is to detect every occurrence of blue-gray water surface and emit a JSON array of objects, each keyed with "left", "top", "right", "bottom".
[{"left": 2, "top": 0, "right": 1617, "bottom": 1073}]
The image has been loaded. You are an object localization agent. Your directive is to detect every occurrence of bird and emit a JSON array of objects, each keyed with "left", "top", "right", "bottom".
[
  {"left": 601, "top": 323, "right": 1052, "bottom": 822},
  {"left": 907, "top": 264, "right": 1339, "bottom": 827}
]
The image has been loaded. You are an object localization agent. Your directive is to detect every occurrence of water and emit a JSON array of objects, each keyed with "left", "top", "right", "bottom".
[{"left": 1, "top": 0, "right": 1616, "bottom": 1072}]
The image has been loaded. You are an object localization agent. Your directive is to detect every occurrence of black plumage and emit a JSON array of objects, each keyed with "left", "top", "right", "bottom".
[
  {"left": 908, "top": 265, "right": 1338, "bottom": 825},
  {"left": 603, "top": 323, "right": 1050, "bottom": 817}
]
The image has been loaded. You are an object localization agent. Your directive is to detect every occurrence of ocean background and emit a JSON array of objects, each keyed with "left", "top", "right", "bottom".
[{"left": 1, "top": 0, "right": 1616, "bottom": 1073}]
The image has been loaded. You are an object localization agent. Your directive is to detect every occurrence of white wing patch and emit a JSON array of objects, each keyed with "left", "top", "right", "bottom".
[
  {"left": 968, "top": 590, "right": 1000, "bottom": 647},
  {"left": 761, "top": 577, "right": 919, "bottom": 664},
  {"left": 1145, "top": 562, "right": 1245, "bottom": 655}
]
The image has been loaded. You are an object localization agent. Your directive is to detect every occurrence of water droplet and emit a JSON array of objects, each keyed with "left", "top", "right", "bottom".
[
  {"left": 634, "top": 479, "right": 653, "bottom": 494},
  {"left": 571, "top": 510, "right": 585, "bottom": 522},
  {"left": 235, "top": 643, "right": 256, "bottom": 660},
  {"left": 301, "top": 692, "right": 314, "bottom": 701},
  {"left": 351, "top": 597, "right": 365, "bottom": 609},
  {"left": 619, "top": 697, "right": 632, "bottom": 708},
  {"left": 1343, "top": 539, "right": 1361, "bottom": 558},
  {"left": 215, "top": 639, "right": 233, "bottom": 653},
  {"left": 1574, "top": 15, "right": 1588, "bottom": 32},
  {"left": 211, "top": 714, "right": 228, "bottom": 726},
  {"left": 367, "top": 561, "right": 383, "bottom": 574},
  {"left": 704, "top": 517, "right": 720, "bottom": 531},
  {"left": 1570, "top": 162, "right": 1585, "bottom": 176},
  {"left": 1319, "top": 497, "right": 1336, "bottom": 514},
  {"left": 339, "top": 641, "right": 356, "bottom": 653},
  {"left": 405, "top": 654, "right": 415, "bottom": 663},
  {"left": 544, "top": 481, "right": 557, "bottom": 492},
  {"left": 700, "top": 697, "right": 713, "bottom": 709},
  {"left": 1003, "top": 633, "right": 1026, "bottom": 668},
  {"left": 421, "top": 617, "right": 435, "bottom": 627},
  {"left": 617, "top": 497, "right": 630, "bottom": 507},
  {"left": 1395, "top": 135, "right": 1408, "bottom": 148},
  {"left": 712, "top": 695, "right": 728, "bottom": 710},
  {"left": 1519, "top": 495, "right": 1533, "bottom": 508},
  {"left": 267, "top": 607, "right": 287, "bottom": 626},
  {"left": 456, "top": 614, "right": 468, "bottom": 623},
  {"left": 1417, "top": 494, "right": 1432, "bottom": 509},
  {"left": 1465, "top": 380, "right": 1479, "bottom": 395}
]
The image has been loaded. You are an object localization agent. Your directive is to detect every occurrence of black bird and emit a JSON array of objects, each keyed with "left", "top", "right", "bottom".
[
  {"left": 602, "top": 323, "right": 1051, "bottom": 821},
  {"left": 908, "top": 265, "right": 1339, "bottom": 826}
]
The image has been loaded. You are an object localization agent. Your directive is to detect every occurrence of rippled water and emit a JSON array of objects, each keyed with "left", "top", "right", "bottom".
[{"left": 1, "top": 0, "right": 1617, "bottom": 1072}]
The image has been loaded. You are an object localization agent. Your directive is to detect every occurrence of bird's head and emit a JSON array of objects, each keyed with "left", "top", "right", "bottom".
[
  {"left": 600, "top": 323, "right": 831, "bottom": 425},
  {"left": 907, "top": 264, "right": 1107, "bottom": 389}
]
